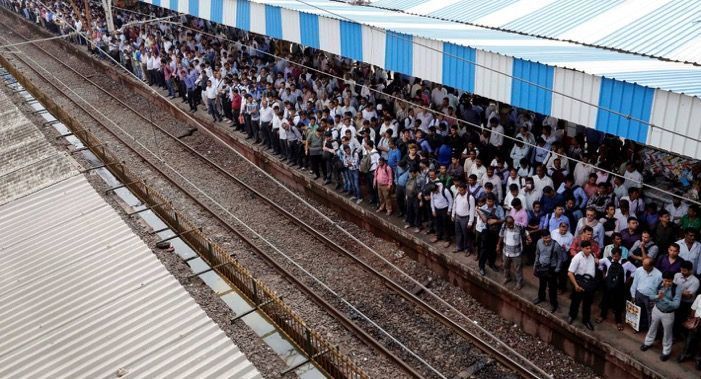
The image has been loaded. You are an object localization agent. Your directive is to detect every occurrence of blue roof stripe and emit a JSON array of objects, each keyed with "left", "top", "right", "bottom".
[
  {"left": 188, "top": 0, "right": 198, "bottom": 16},
  {"left": 236, "top": 0, "right": 250, "bottom": 31},
  {"left": 265, "top": 5, "right": 283, "bottom": 39},
  {"left": 442, "top": 43, "right": 476, "bottom": 93},
  {"left": 152, "top": 0, "right": 160, "bottom": 7},
  {"left": 429, "top": 0, "right": 517, "bottom": 22},
  {"left": 385, "top": 31, "right": 413, "bottom": 75},
  {"left": 340, "top": 21, "right": 363, "bottom": 61},
  {"left": 211, "top": 0, "right": 224, "bottom": 23},
  {"left": 299, "top": 13, "right": 320, "bottom": 49},
  {"left": 510, "top": 59, "right": 553, "bottom": 116},
  {"left": 169, "top": 0, "right": 177, "bottom": 11},
  {"left": 596, "top": 78, "right": 653, "bottom": 143},
  {"left": 505, "top": 0, "right": 623, "bottom": 37}
]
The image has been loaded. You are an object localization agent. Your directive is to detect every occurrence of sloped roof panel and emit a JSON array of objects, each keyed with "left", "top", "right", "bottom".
[{"left": 369, "top": 0, "right": 701, "bottom": 65}]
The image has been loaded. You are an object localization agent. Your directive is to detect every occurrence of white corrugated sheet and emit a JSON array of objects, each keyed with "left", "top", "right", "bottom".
[
  {"left": 0, "top": 174, "right": 262, "bottom": 378},
  {"left": 0, "top": 89, "right": 261, "bottom": 378},
  {"left": 0, "top": 93, "right": 78, "bottom": 205}
]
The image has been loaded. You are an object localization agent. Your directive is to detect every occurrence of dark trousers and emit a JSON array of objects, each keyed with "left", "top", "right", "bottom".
[
  {"left": 454, "top": 216, "right": 471, "bottom": 251},
  {"left": 405, "top": 197, "right": 420, "bottom": 227},
  {"left": 232, "top": 109, "right": 241, "bottom": 129},
  {"left": 395, "top": 186, "right": 406, "bottom": 216},
  {"left": 365, "top": 171, "right": 377, "bottom": 204},
  {"left": 251, "top": 119, "right": 261, "bottom": 142},
  {"left": 310, "top": 154, "right": 324, "bottom": 178},
  {"left": 434, "top": 207, "right": 450, "bottom": 241},
  {"left": 675, "top": 302, "right": 693, "bottom": 336},
  {"left": 635, "top": 291, "right": 655, "bottom": 331},
  {"left": 559, "top": 256, "right": 572, "bottom": 292},
  {"left": 244, "top": 114, "right": 253, "bottom": 138},
  {"left": 187, "top": 89, "right": 197, "bottom": 111},
  {"left": 478, "top": 229, "right": 497, "bottom": 269},
  {"left": 537, "top": 271, "right": 559, "bottom": 307},
  {"left": 599, "top": 286, "right": 626, "bottom": 323},
  {"left": 260, "top": 121, "right": 272, "bottom": 148},
  {"left": 570, "top": 289, "right": 594, "bottom": 323}
]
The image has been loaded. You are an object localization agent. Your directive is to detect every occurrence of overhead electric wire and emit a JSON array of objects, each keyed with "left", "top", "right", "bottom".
[
  {"left": 0, "top": 12, "right": 446, "bottom": 378},
  {"left": 292, "top": 0, "right": 701, "bottom": 146},
  {"left": 0, "top": 32, "right": 75, "bottom": 48},
  {"left": 113, "top": 4, "right": 701, "bottom": 209}
]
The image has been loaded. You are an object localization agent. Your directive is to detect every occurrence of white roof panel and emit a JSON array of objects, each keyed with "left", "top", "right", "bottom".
[{"left": 0, "top": 88, "right": 261, "bottom": 378}]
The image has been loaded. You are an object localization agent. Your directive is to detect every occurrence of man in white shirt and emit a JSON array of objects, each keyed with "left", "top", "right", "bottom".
[
  {"left": 677, "top": 230, "right": 701, "bottom": 275},
  {"left": 488, "top": 118, "right": 504, "bottom": 149},
  {"left": 481, "top": 166, "right": 503, "bottom": 203},
  {"left": 532, "top": 165, "right": 554, "bottom": 194},
  {"left": 666, "top": 198, "right": 689, "bottom": 225},
  {"left": 623, "top": 162, "right": 643, "bottom": 190},
  {"left": 430, "top": 182, "right": 453, "bottom": 248},
  {"left": 568, "top": 240, "right": 597, "bottom": 330},
  {"left": 259, "top": 99, "right": 275, "bottom": 149},
  {"left": 452, "top": 183, "right": 476, "bottom": 255}
]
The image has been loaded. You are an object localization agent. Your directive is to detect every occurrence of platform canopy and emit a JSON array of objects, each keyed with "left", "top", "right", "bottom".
[{"left": 144, "top": 0, "right": 701, "bottom": 159}]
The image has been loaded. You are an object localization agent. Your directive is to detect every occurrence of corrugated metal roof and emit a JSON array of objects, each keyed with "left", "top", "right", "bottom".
[
  {"left": 0, "top": 174, "right": 262, "bottom": 378},
  {"left": 0, "top": 89, "right": 261, "bottom": 378},
  {"left": 0, "top": 92, "right": 78, "bottom": 205},
  {"left": 368, "top": 0, "right": 701, "bottom": 65},
  {"left": 258, "top": 0, "right": 701, "bottom": 98}
]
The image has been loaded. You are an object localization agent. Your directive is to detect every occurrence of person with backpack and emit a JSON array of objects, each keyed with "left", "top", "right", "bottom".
[
  {"left": 373, "top": 157, "right": 394, "bottom": 215},
  {"left": 430, "top": 181, "right": 453, "bottom": 248},
  {"left": 498, "top": 215, "right": 530, "bottom": 290},
  {"left": 597, "top": 248, "right": 634, "bottom": 331},
  {"left": 641, "top": 271, "right": 682, "bottom": 361},
  {"left": 360, "top": 140, "right": 380, "bottom": 206},
  {"left": 533, "top": 232, "right": 565, "bottom": 312}
]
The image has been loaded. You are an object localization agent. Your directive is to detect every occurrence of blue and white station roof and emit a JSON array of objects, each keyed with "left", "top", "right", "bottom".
[
  {"left": 369, "top": 0, "right": 701, "bottom": 66},
  {"left": 145, "top": 0, "right": 701, "bottom": 159}
]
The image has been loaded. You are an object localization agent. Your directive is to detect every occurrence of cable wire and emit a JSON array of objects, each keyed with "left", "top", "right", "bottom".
[
  {"left": 290, "top": 0, "right": 701, "bottom": 146},
  {"left": 0, "top": 16, "right": 447, "bottom": 378},
  {"left": 114, "top": 5, "right": 701, "bottom": 208}
]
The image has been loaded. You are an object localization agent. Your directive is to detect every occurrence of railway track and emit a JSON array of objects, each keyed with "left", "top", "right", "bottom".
[{"left": 0, "top": 10, "right": 551, "bottom": 379}]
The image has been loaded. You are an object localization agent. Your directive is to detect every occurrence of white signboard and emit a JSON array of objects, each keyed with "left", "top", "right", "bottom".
[{"left": 626, "top": 300, "right": 641, "bottom": 332}]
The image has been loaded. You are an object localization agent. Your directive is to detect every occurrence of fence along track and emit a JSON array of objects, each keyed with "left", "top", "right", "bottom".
[
  {"left": 0, "top": 10, "right": 552, "bottom": 377},
  {"left": 0, "top": 28, "right": 379, "bottom": 379}
]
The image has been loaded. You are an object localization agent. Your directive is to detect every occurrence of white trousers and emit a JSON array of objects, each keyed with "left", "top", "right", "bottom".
[{"left": 644, "top": 306, "right": 675, "bottom": 355}]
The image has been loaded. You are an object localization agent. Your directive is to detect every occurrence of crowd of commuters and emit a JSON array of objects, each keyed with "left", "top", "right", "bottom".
[{"left": 8, "top": 0, "right": 701, "bottom": 368}]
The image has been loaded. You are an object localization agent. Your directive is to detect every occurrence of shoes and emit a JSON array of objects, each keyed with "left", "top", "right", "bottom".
[
  {"left": 532, "top": 298, "right": 543, "bottom": 305},
  {"left": 355, "top": 198, "right": 363, "bottom": 204},
  {"left": 660, "top": 354, "right": 671, "bottom": 362},
  {"left": 550, "top": 305, "right": 558, "bottom": 313},
  {"left": 386, "top": 211, "right": 393, "bottom": 216},
  {"left": 430, "top": 236, "right": 439, "bottom": 243},
  {"left": 584, "top": 321, "right": 594, "bottom": 331},
  {"left": 502, "top": 278, "right": 512, "bottom": 285},
  {"left": 313, "top": 175, "right": 320, "bottom": 180},
  {"left": 413, "top": 227, "right": 421, "bottom": 233},
  {"left": 514, "top": 283, "right": 523, "bottom": 290},
  {"left": 455, "top": 250, "right": 465, "bottom": 254},
  {"left": 404, "top": 224, "right": 411, "bottom": 229},
  {"left": 442, "top": 241, "right": 450, "bottom": 248},
  {"left": 323, "top": 179, "right": 332, "bottom": 185},
  {"left": 677, "top": 354, "right": 689, "bottom": 363},
  {"left": 479, "top": 268, "right": 486, "bottom": 276},
  {"left": 640, "top": 344, "right": 650, "bottom": 352},
  {"left": 567, "top": 316, "right": 575, "bottom": 324},
  {"left": 595, "top": 317, "right": 604, "bottom": 324},
  {"left": 376, "top": 207, "right": 386, "bottom": 213}
]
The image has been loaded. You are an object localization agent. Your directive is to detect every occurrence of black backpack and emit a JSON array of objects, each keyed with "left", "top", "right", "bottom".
[{"left": 605, "top": 261, "right": 625, "bottom": 289}]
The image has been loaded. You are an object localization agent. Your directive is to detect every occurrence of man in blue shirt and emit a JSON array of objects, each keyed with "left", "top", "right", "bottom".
[
  {"left": 630, "top": 258, "right": 663, "bottom": 331},
  {"left": 640, "top": 271, "right": 682, "bottom": 361}
]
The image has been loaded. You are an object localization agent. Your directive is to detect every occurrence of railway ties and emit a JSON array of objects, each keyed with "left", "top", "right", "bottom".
[{"left": 0, "top": 11, "right": 551, "bottom": 379}]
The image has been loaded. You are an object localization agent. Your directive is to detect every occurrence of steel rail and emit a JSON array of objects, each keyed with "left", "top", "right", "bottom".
[
  {"left": 0, "top": 14, "right": 549, "bottom": 378},
  {"left": 0, "top": 18, "right": 422, "bottom": 379}
]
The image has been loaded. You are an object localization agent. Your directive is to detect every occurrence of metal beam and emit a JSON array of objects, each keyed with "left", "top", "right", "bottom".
[{"left": 230, "top": 298, "right": 276, "bottom": 322}]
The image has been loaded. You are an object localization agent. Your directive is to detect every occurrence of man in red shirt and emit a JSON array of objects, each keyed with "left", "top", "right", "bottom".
[
  {"left": 570, "top": 226, "right": 601, "bottom": 259},
  {"left": 231, "top": 88, "right": 242, "bottom": 131}
]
